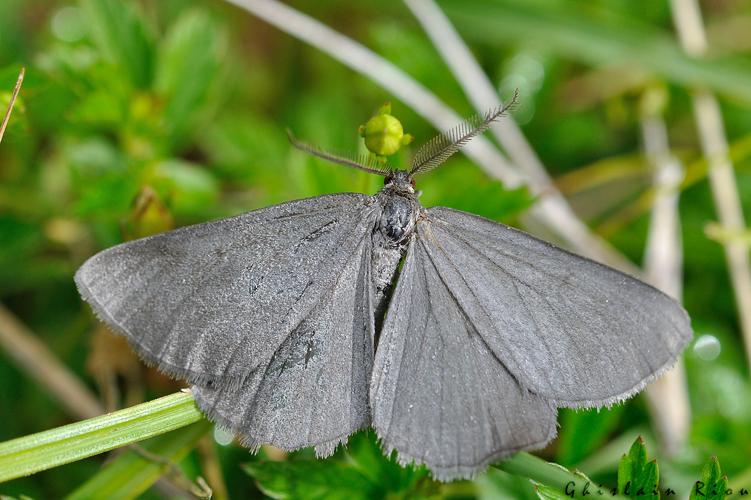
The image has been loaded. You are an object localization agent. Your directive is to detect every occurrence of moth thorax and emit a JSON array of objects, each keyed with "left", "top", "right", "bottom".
[{"left": 380, "top": 195, "right": 416, "bottom": 242}]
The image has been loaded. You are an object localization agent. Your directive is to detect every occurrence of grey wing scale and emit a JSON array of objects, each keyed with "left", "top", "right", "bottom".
[
  {"left": 192, "top": 225, "right": 377, "bottom": 456},
  {"left": 370, "top": 236, "right": 558, "bottom": 481},
  {"left": 418, "top": 207, "right": 692, "bottom": 408},
  {"left": 75, "top": 193, "right": 380, "bottom": 388}
]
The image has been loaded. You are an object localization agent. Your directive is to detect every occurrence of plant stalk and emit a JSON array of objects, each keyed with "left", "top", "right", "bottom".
[
  {"left": 0, "top": 67, "right": 24, "bottom": 145},
  {"left": 670, "top": 0, "right": 751, "bottom": 372},
  {"left": 496, "top": 452, "right": 628, "bottom": 499},
  {"left": 0, "top": 391, "right": 202, "bottom": 483},
  {"left": 223, "top": 0, "right": 640, "bottom": 275}
]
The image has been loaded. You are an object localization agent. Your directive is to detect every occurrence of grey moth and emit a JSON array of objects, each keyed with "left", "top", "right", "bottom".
[{"left": 75, "top": 103, "right": 692, "bottom": 481}]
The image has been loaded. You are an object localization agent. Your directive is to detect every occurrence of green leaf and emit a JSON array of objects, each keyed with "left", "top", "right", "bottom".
[
  {"left": 477, "top": 468, "right": 538, "bottom": 500},
  {"left": 689, "top": 457, "right": 729, "bottom": 500},
  {"left": 80, "top": 0, "right": 155, "bottom": 88},
  {"left": 345, "top": 430, "right": 431, "bottom": 494},
  {"left": 556, "top": 407, "right": 624, "bottom": 466},
  {"left": 151, "top": 159, "right": 219, "bottom": 216},
  {"left": 243, "top": 431, "right": 438, "bottom": 499},
  {"left": 441, "top": 0, "right": 751, "bottom": 102},
  {"left": 0, "top": 215, "right": 71, "bottom": 291},
  {"left": 155, "top": 9, "right": 226, "bottom": 148},
  {"left": 68, "top": 88, "right": 124, "bottom": 126},
  {"left": 244, "top": 459, "right": 377, "bottom": 500},
  {"left": 201, "top": 114, "right": 290, "bottom": 191},
  {"left": 66, "top": 420, "right": 211, "bottom": 500},
  {"left": 73, "top": 176, "right": 139, "bottom": 221},
  {"left": 497, "top": 453, "right": 624, "bottom": 499},
  {"left": 617, "top": 437, "right": 659, "bottom": 499},
  {"left": 534, "top": 482, "right": 572, "bottom": 500},
  {"left": 0, "top": 392, "right": 203, "bottom": 483}
]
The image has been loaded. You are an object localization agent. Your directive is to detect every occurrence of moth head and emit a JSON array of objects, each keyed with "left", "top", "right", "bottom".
[{"left": 383, "top": 170, "right": 415, "bottom": 194}]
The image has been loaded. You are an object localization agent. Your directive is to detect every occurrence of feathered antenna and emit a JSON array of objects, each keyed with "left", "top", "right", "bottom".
[
  {"left": 410, "top": 89, "right": 519, "bottom": 175},
  {"left": 0, "top": 67, "right": 25, "bottom": 146},
  {"left": 287, "top": 129, "right": 395, "bottom": 177}
]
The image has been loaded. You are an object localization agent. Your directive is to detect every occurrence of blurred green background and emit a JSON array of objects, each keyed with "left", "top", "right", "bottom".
[{"left": 1, "top": 0, "right": 751, "bottom": 498}]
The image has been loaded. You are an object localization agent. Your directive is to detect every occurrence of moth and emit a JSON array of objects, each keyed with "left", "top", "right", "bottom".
[{"left": 75, "top": 103, "right": 692, "bottom": 481}]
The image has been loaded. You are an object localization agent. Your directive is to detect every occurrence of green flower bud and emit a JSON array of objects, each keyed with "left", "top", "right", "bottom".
[{"left": 358, "top": 102, "right": 412, "bottom": 156}]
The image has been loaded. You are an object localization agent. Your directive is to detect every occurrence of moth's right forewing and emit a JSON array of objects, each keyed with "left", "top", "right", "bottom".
[
  {"left": 370, "top": 238, "right": 557, "bottom": 481},
  {"left": 76, "top": 193, "right": 378, "bottom": 386}
]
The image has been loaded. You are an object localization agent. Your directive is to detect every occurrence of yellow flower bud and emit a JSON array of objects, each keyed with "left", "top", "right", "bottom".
[{"left": 358, "top": 103, "right": 412, "bottom": 156}]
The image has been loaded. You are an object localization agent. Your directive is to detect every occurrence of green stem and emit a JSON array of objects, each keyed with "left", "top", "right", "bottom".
[
  {"left": 0, "top": 391, "right": 203, "bottom": 483},
  {"left": 496, "top": 453, "right": 628, "bottom": 499},
  {"left": 1, "top": 388, "right": 629, "bottom": 498},
  {"left": 66, "top": 420, "right": 212, "bottom": 500}
]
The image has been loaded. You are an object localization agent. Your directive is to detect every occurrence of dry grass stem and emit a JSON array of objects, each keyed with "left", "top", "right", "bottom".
[
  {"left": 0, "top": 304, "right": 102, "bottom": 420},
  {"left": 670, "top": 0, "right": 751, "bottom": 370},
  {"left": 404, "top": 0, "right": 639, "bottom": 275},
  {"left": 225, "top": 0, "right": 639, "bottom": 275},
  {"left": 0, "top": 67, "right": 24, "bottom": 145},
  {"left": 640, "top": 96, "right": 690, "bottom": 456}
]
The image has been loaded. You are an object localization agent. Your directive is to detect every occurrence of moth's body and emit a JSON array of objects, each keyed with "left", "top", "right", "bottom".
[
  {"left": 75, "top": 103, "right": 692, "bottom": 481},
  {"left": 372, "top": 172, "right": 422, "bottom": 322}
]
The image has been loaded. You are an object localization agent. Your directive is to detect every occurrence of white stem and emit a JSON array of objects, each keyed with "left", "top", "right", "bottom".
[
  {"left": 224, "top": 0, "right": 639, "bottom": 274},
  {"left": 670, "top": 0, "right": 751, "bottom": 370},
  {"left": 640, "top": 103, "right": 690, "bottom": 456},
  {"left": 403, "top": 0, "right": 550, "bottom": 188},
  {"left": 223, "top": 0, "right": 521, "bottom": 187},
  {"left": 403, "top": 0, "right": 639, "bottom": 275},
  {"left": 530, "top": 198, "right": 641, "bottom": 274},
  {"left": 670, "top": 0, "right": 708, "bottom": 56}
]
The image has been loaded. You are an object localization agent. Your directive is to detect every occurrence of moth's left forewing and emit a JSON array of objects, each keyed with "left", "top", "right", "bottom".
[
  {"left": 420, "top": 207, "right": 692, "bottom": 408},
  {"left": 77, "top": 193, "right": 382, "bottom": 455},
  {"left": 75, "top": 194, "right": 377, "bottom": 387},
  {"left": 192, "top": 223, "right": 378, "bottom": 456}
]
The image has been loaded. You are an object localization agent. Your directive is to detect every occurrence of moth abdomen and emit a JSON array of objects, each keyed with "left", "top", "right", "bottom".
[{"left": 370, "top": 190, "right": 421, "bottom": 334}]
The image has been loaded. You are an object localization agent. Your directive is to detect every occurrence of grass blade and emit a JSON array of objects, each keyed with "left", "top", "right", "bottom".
[
  {"left": 66, "top": 420, "right": 211, "bottom": 500},
  {"left": 80, "top": 0, "right": 155, "bottom": 88},
  {"left": 0, "top": 67, "right": 24, "bottom": 145},
  {"left": 440, "top": 0, "right": 751, "bottom": 102},
  {"left": 155, "top": 9, "right": 226, "bottom": 148},
  {"left": 496, "top": 452, "right": 629, "bottom": 499},
  {"left": 0, "top": 391, "right": 203, "bottom": 483}
]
